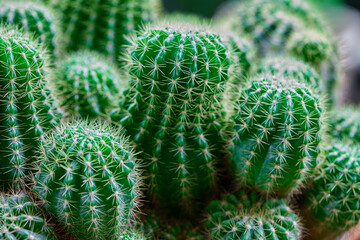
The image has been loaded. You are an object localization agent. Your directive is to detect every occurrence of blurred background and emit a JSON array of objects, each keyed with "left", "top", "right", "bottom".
[{"left": 162, "top": 0, "right": 360, "bottom": 105}]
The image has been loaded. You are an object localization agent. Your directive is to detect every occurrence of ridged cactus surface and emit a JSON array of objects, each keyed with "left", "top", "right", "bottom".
[
  {"left": 32, "top": 120, "right": 143, "bottom": 239},
  {"left": 205, "top": 190, "right": 300, "bottom": 239},
  {"left": 0, "top": 192, "right": 57, "bottom": 240},
  {"left": 55, "top": 51, "right": 123, "bottom": 118},
  {"left": 228, "top": 75, "right": 322, "bottom": 195},
  {"left": 51, "top": 0, "right": 155, "bottom": 61},
  {"left": 111, "top": 26, "right": 231, "bottom": 215},
  {"left": 0, "top": 28, "right": 60, "bottom": 188},
  {"left": 301, "top": 143, "right": 360, "bottom": 238},
  {"left": 257, "top": 57, "right": 321, "bottom": 89},
  {"left": 0, "top": 0, "right": 60, "bottom": 58}
]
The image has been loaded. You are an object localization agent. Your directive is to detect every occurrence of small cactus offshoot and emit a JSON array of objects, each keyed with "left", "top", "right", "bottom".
[
  {"left": 0, "top": 192, "right": 57, "bottom": 240},
  {"left": 32, "top": 120, "right": 143, "bottom": 239},
  {"left": 300, "top": 142, "right": 360, "bottom": 239},
  {"left": 0, "top": 27, "right": 61, "bottom": 189},
  {"left": 205, "top": 190, "right": 301, "bottom": 239},
  {"left": 54, "top": 51, "right": 124, "bottom": 118},
  {"left": 228, "top": 75, "right": 322, "bottom": 195}
]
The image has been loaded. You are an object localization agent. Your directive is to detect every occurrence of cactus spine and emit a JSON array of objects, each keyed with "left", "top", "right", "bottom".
[
  {"left": 0, "top": 0, "right": 61, "bottom": 59},
  {"left": 228, "top": 75, "right": 322, "bottom": 195},
  {"left": 205, "top": 190, "right": 300, "bottom": 239},
  {"left": 0, "top": 27, "right": 60, "bottom": 189},
  {"left": 32, "top": 120, "right": 143, "bottom": 239},
  {"left": 54, "top": 51, "right": 124, "bottom": 118},
  {"left": 51, "top": 0, "right": 156, "bottom": 61},
  {"left": 301, "top": 142, "right": 360, "bottom": 239},
  {"left": 110, "top": 26, "right": 231, "bottom": 215},
  {"left": 0, "top": 192, "right": 57, "bottom": 240}
]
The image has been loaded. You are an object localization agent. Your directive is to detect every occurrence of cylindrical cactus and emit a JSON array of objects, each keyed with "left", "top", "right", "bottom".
[
  {"left": 0, "top": 27, "right": 61, "bottom": 189},
  {"left": 110, "top": 25, "right": 232, "bottom": 216},
  {"left": 228, "top": 75, "right": 322, "bottom": 195},
  {"left": 0, "top": 0, "right": 61, "bottom": 59},
  {"left": 257, "top": 56, "right": 321, "bottom": 89},
  {"left": 0, "top": 192, "right": 57, "bottom": 240},
  {"left": 329, "top": 107, "right": 360, "bottom": 142},
  {"left": 205, "top": 190, "right": 301, "bottom": 239},
  {"left": 50, "top": 0, "right": 156, "bottom": 61},
  {"left": 32, "top": 120, "right": 143, "bottom": 239},
  {"left": 300, "top": 142, "right": 360, "bottom": 239},
  {"left": 54, "top": 51, "right": 124, "bottom": 118}
]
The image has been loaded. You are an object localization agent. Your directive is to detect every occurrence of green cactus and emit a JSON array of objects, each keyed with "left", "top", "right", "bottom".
[
  {"left": 32, "top": 120, "right": 143, "bottom": 239},
  {"left": 0, "top": 27, "right": 61, "bottom": 189},
  {"left": 228, "top": 75, "right": 322, "bottom": 195},
  {"left": 0, "top": 192, "right": 57, "bottom": 240},
  {"left": 0, "top": 0, "right": 61, "bottom": 59},
  {"left": 110, "top": 26, "right": 232, "bottom": 216},
  {"left": 117, "top": 230, "right": 146, "bottom": 240},
  {"left": 50, "top": 0, "right": 156, "bottom": 61},
  {"left": 54, "top": 51, "right": 124, "bottom": 118},
  {"left": 138, "top": 211, "right": 204, "bottom": 240},
  {"left": 328, "top": 106, "right": 360, "bottom": 142},
  {"left": 300, "top": 142, "right": 360, "bottom": 239},
  {"left": 205, "top": 190, "right": 300, "bottom": 239},
  {"left": 257, "top": 56, "right": 321, "bottom": 89}
]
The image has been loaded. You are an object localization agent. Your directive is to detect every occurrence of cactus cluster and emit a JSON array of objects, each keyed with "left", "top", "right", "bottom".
[
  {"left": 0, "top": 0, "right": 60, "bottom": 59},
  {"left": 110, "top": 26, "right": 231, "bottom": 215},
  {"left": 0, "top": 27, "right": 60, "bottom": 189},
  {"left": 54, "top": 51, "right": 124, "bottom": 118},
  {"left": 205, "top": 190, "right": 300, "bottom": 239},
  {"left": 50, "top": 0, "right": 156, "bottom": 61},
  {"left": 228, "top": 75, "right": 322, "bottom": 195},
  {"left": 300, "top": 142, "right": 360, "bottom": 239},
  {"left": 32, "top": 120, "right": 143, "bottom": 239},
  {"left": 0, "top": 192, "right": 56, "bottom": 240}
]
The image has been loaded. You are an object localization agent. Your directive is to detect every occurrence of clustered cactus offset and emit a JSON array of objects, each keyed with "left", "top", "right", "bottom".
[
  {"left": 0, "top": 0, "right": 61, "bottom": 59},
  {"left": 205, "top": 190, "right": 301, "bottom": 239},
  {"left": 0, "top": 27, "right": 60, "bottom": 189},
  {"left": 228, "top": 75, "right": 322, "bottom": 195},
  {"left": 54, "top": 51, "right": 124, "bottom": 118},
  {"left": 0, "top": 192, "right": 57, "bottom": 240},
  {"left": 32, "top": 120, "right": 143, "bottom": 239}
]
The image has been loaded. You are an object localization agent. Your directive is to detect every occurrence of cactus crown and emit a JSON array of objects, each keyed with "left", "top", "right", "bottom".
[
  {"left": 257, "top": 56, "right": 321, "bottom": 89},
  {"left": 32, "top": 120, "right": 142, "bottom": 239},
  {"left": 111, "top": 25, "right": 232, "bottom": 214},
  {"left": 228, "top": 75, "right": 322, "bottom": 195},
  {"left": 205, "top": 190, "right": 300, "bottom": 239},
  {"left": 0, "top": 192, "right": 57, "bottom": 240},
  {"left": 302, "top": 142, "right": 360, "bottom": 234},
  {"left": 0, "top": 0, "right": 60, "bottom": 58},
  {"left": 0, "top": 27, "right": 60, "bottom": 188},
  {"left": 54, "top": 51, "right": 124, "bottom": 118}
]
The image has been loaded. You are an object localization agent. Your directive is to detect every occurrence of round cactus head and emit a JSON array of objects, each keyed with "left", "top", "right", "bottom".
[
  {"left": 257, "top": 56, "right": 321, "bottom": 89},
  {"left": 32, "top": 120, "right": 143, "bottom": 239},
  {"left": 0, "top": 192, "right": 57, "bottom": 239},
  {"left": 111, "top": 25, "right": 232, "bottom": 215},
  {"left": 287, "top": 30, "right": 332, "bottom": 68},
  {"left": 228, "top": 75, "right": 323, "bottom": 195},
  {"left": 0, "top": 0, "right": 61, "bottom": 59},
  {"left": 0, "top": 27, "right": 61, "bottom": 189},
  {"left": 54, "top": 51, "right": 124, "bottom": 118},
  {"left": 117, "top": 229, "right": 146, "bottom": 240},
  {"left": 205, "top": 190, "right": 301, "bottom": 239},
  {"left": 301, "top": 142, "right": 360, "bottom": 239}
]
